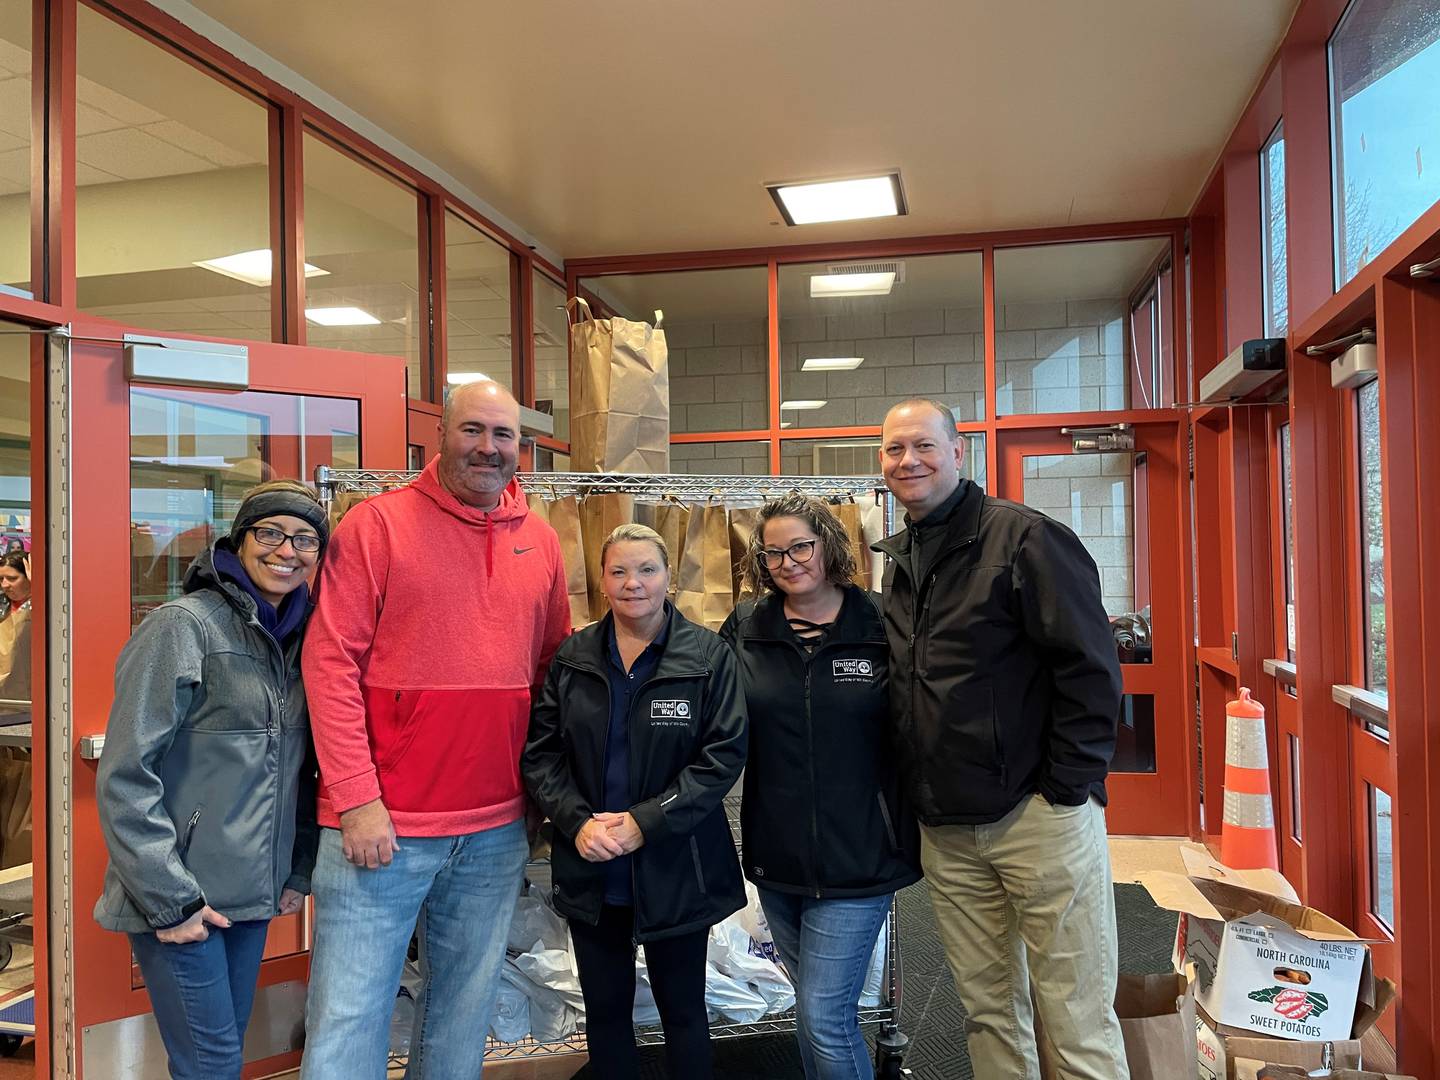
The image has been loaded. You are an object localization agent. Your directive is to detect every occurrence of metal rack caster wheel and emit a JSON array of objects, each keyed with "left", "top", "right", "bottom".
[
  {"left": 0, "top": 1034, "right": 22, "bottom": 1057},
  {"left": 0, "top": 940, "right": 12, "bottom": 972},
  {"left": 875, "top": 1023, "right": 910, "bottom": 1079}
]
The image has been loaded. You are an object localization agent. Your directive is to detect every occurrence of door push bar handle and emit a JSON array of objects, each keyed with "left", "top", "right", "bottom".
[{"left": 78, "top": 733, "right": 105, "bottom": 760}]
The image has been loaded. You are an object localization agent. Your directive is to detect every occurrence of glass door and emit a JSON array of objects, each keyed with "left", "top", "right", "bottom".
[
  {"left": 995, "top": 424, "right": 1190, "bottom": 835},
  {"left": 61, "top": 322, "right": 405, "bottom": 1078}
]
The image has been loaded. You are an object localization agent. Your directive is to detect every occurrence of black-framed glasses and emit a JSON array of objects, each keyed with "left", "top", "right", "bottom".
[
  {"left": 246, "top": 525, "right": 322, "bottom": 554},
  {"left": 759, "top": 539, "right": 818, "bottom": 570}
]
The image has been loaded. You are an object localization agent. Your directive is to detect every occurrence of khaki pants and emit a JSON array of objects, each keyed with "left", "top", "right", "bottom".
[{"left": 921, "top": 794, "right": 1129, "bottom": 1080}]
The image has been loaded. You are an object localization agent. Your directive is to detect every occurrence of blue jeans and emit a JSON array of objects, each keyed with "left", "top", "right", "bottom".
[
  {"left": 129, "top": 919, "right": 272, "bottom": 1080},
  {"left": 759, "top": 889, "right": 893, "bottom": 1080},
  {"left": 300, "top": 819, "right": 528, "bottom": 1080}
]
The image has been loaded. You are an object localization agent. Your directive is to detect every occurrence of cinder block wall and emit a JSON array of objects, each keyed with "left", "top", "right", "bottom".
[{"left": 664, "top": 298, "right": 1129, "bottom": 441}]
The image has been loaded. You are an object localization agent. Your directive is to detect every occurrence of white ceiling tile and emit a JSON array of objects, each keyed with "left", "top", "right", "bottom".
[
  {"left": 0, "top": 145, "right": 27, "bottom": 185},
  {"left": 0, "top": 78, "right": 30, "bottom": 141},
  {"left": 76, "top": 127, "right": 216, "bottom": 180},
  {"left": 0, "top": 40, "right": 30, "bottom": 75},
  {"left": 76, "top": 75, "right": 167, "bottom": 126},
  {"left": 142, "top": 120, "right": 256, "bottom": 168},
  {"left": 75, "top": 161, "right": 125, "bottom": 187}
]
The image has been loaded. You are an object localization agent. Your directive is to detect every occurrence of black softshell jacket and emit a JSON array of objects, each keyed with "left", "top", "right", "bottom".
[
  {"left": 522, "top": 605, "right": 748, "bottom": 942},
  {"left": 873, "top": 479, "right": 1123, "bottom": 825},
  {"left": 720, "top": 587, "right": 921, "bottom": 898}
]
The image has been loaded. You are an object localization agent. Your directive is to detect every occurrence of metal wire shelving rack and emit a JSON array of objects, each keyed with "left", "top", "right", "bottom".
[{"left": 316, "top": 466, "right": 903, "bottom": 1064}]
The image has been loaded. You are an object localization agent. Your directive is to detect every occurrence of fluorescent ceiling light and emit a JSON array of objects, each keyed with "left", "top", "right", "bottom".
[
  {"left": 305, "top": 306, "right": 381, "bottom": 327},
  {"left": 779, "top": 400, "right": 828, "bottom": 410},
  {"left": 194, "top": 248, "right": 328, "bottom": 288},
  {"left": 809, "top": 272, "right": 895, "bottom": 298},
  {"left": 802, "top": 357, "right": 865, "bottom": 371},
  {"left": 447, "top": 372, "right": 493, "bottom": 384},
  {"left": 767, "top": 173, "right": 906, "bottom": 226}
]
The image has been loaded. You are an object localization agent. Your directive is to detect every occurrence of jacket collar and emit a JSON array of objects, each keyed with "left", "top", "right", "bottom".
[
  {"left": 564, "top": 602, "right": 708, "bottom": 677},
  {"left": 874, "top": 478, "right": 985, "bottom": 562},
  {"left": 744, "top": 585, "right": 884, "bottom": 644}
]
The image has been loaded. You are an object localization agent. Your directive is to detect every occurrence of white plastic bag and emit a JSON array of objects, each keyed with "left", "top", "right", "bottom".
[
  {"left": 707, "top": 921, "right": 795, "bottom": 1015},
  {"left": 507, "top": 884, "right": 570, "bottom": 954},
  {"left": 633, "top": 954, "right": 662, "bottom": 1028},
  {"left": 704, "top": 962, "right": 769, "bottom": 1023},
  {"left": 503, "top": 961, "right": 580, "bottom": 1041},
  {"left": 511, "top": 947, "right": 586, "bottom": 1009},
  {"left": 489, "top": 975, "right": 532, "bottom": 1043},
  {"left": 858, "top": 920, "right": 888, "bottom": 1007},
  {"left": 734, "top": 880, "right": 782, "bottom": 965}
]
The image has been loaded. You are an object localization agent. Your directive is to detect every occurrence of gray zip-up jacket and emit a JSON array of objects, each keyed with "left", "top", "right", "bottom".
[{"left": 94, "top": 546, "right": 319, "bottom": 933}]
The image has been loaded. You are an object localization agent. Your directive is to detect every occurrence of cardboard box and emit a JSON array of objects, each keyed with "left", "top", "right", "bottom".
[{"left": 1142, "top": 851, "right": 1379, "bottom": 1043}]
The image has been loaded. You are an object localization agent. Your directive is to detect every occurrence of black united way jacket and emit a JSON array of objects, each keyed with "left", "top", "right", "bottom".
[
  {"left": 873, "top": 479, "right": 1123, "bottom": 826},
  {"left": 721, "top": 586, "right": 922, "bottom": 898},
  {"left": 522, "top": 604, "right": 747, "bottom": 942}
]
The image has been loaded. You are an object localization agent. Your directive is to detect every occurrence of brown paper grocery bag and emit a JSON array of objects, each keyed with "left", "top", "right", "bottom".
[
  {"left": 830, "top": 499, "right": 869, "bottom": 590},
  {"left": 1037, "top": 969, "right": 1195, "bottom": 1080},
  {"left": 676, "top": 500, "right": 733, "bottom": 631},
  {"left": 527, "top": 493, "right": 550, "bottom": 522},
  {"left": 567, "top": 296, "right": 670, "bottom": 473},
  {"left": 544, "top": 495, "right": 591, "bottom": 628},
  {"left": 0, "top": 748, "right": 32, "bottom": 869},
  {"left": 580, "top": 492, "right": 635, "bottom": 621},
  {"left": 635, "top": 499, "right": 689, "bottom": 598},
  {"left": 728, "top": 507, "right": 759, "bottom": 599},
  {"left": 328, "top": 491, "right": 371, "bottom": 532}
]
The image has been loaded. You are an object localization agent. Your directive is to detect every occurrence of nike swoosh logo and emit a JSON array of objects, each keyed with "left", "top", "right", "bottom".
[{"left": 514, "top": 546, "right": 535, "bottom": 555}]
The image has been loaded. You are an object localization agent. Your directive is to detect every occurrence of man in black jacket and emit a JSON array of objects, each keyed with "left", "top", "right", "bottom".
[{"left": 875, "top": 398, "right": 1129, "bottom": 1080}]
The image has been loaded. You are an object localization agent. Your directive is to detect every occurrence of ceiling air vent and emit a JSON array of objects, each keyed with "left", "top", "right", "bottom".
[{"left": 823, "top": 261, "right": 906, "bottom": 283}]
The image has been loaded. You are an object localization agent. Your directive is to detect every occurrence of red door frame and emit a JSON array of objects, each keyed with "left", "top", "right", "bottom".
[
  {"left": 994, "top": 420, "right": 1191, "bottom": 836},
  {"left": 63, "top": 319, "right": 405, "bottom": 1079}
]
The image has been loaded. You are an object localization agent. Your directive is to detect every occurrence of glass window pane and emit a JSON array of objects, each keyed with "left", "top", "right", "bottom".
[
  {"left": 1262, "top": 124, "right": 1289, "bottom": 337},
  {"left": 1024, "top": 451, "right": 1152, "bottom": 662},
  {"left": 75, "top": 5, "right": 272, "bottom": 337},
  {"left": 130, "top": 387, "right": 358, "bottom": 625},
  {"left": 533, "top": 272, "right": 569, "bottom": 440},
  {"left": 0, "top": 5, "right": 32, "bottom": 298},
  {"left": 1331, "top": 0, "right": 1440, "bottom": 284},
  {"left": 1370, "top": 785, "right": 1394, "bottom": 930},
  {"left": 779, "top": 253, "right": 984, "bottom": 426},
  {"left": 0, "top": 325, "right": 32, "bottom": 716},
  {"left": 994, "top": 238, "right": 1172, "bottom": 414},
  {"left": 579, "top": 268, "right": 768, "bottom": 436},
  {"left": 1113, "top": 694, "right": 1157, "bottom": 773},
  {"left": 1357, "top": 379, "right": 1386, "bottom": 693},
  {"left": 781, "top": 433, "right": 987, "bottom": 491},
  {"left": 1288, "top": 734, "right": 1303, "bottom": 842},
  {"left": 1280, "top": 422, "right": 1296, "bottom": 659},
  {"left": 669, "top": 440, "right": 769, "bottom": 475},
  {"left": 302, "top": 131, "right": 422, "bottom": 394},
  {"left": 444, "top": 212, "right": 512, "bottom": 394}
]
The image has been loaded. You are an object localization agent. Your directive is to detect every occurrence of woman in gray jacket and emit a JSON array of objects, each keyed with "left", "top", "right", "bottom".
[{"left": 95, "top": 479, "right": 328, "bottom": 1080}]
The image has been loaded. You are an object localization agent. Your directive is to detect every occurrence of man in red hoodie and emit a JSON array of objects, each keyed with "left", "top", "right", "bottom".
[{"left": 300, "top": 380, "right": 570, "bottom": 1080}]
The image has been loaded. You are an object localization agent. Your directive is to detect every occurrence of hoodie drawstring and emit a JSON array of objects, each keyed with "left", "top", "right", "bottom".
[{"left": 485, "top": 513, "right": 494, "bottom": 575}]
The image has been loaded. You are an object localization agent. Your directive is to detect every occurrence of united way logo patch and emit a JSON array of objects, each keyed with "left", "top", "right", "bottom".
[
  {"left": 832, "top": 658, "right": 875, "bottom": 681},
  {"left": 650, "top": 699, "right": 692, "bottom": 726}
]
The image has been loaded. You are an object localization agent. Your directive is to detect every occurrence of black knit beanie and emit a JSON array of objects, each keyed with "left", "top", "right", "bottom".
[{"left": 229, "top": 488, "right": 330, "bottom": 552}]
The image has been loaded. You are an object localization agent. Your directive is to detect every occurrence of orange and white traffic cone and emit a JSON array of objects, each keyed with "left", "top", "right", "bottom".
[{"left": 1219, "top": 687, "right": 1279, "bottom": 871}]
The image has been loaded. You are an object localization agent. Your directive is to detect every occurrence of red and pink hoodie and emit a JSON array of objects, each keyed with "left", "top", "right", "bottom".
[{"left": 303, "top": 459, "right": 570, "bottom": 836}]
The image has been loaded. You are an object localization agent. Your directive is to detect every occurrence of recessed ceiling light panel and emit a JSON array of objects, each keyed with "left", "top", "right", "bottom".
[
  {"left": 766, "top": 173, "right": 906, "bottom": 226},
  {"left": 801, "top": 357, "right": 865, "bottom": 371},
  {"left": 447, "top": 372, "right": 493, "bottom": 384},
  {"left": 305, "top": 306, "right": 381, "bottom": 326},
  {"left": 194, "top": 248, "right": 328, "bottom": 287},
  {"left": 809, "top": 272, "right": 896, "bottom": 298},
  {"left": 779, "top": 399, "right": 828, "bottom": 410}
]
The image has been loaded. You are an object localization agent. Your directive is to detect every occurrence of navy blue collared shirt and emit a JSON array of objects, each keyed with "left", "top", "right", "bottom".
[{"left": 601, "top": 612, "right": 669, "bottom": 906}]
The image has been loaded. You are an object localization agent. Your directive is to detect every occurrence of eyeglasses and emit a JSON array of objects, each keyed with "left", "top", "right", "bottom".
[
  {"left": 759, "top": 539, "right": 818, "bottom": 570},
  {"left": 246, "top": 525, "right": 322, "bottom": 554}
]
